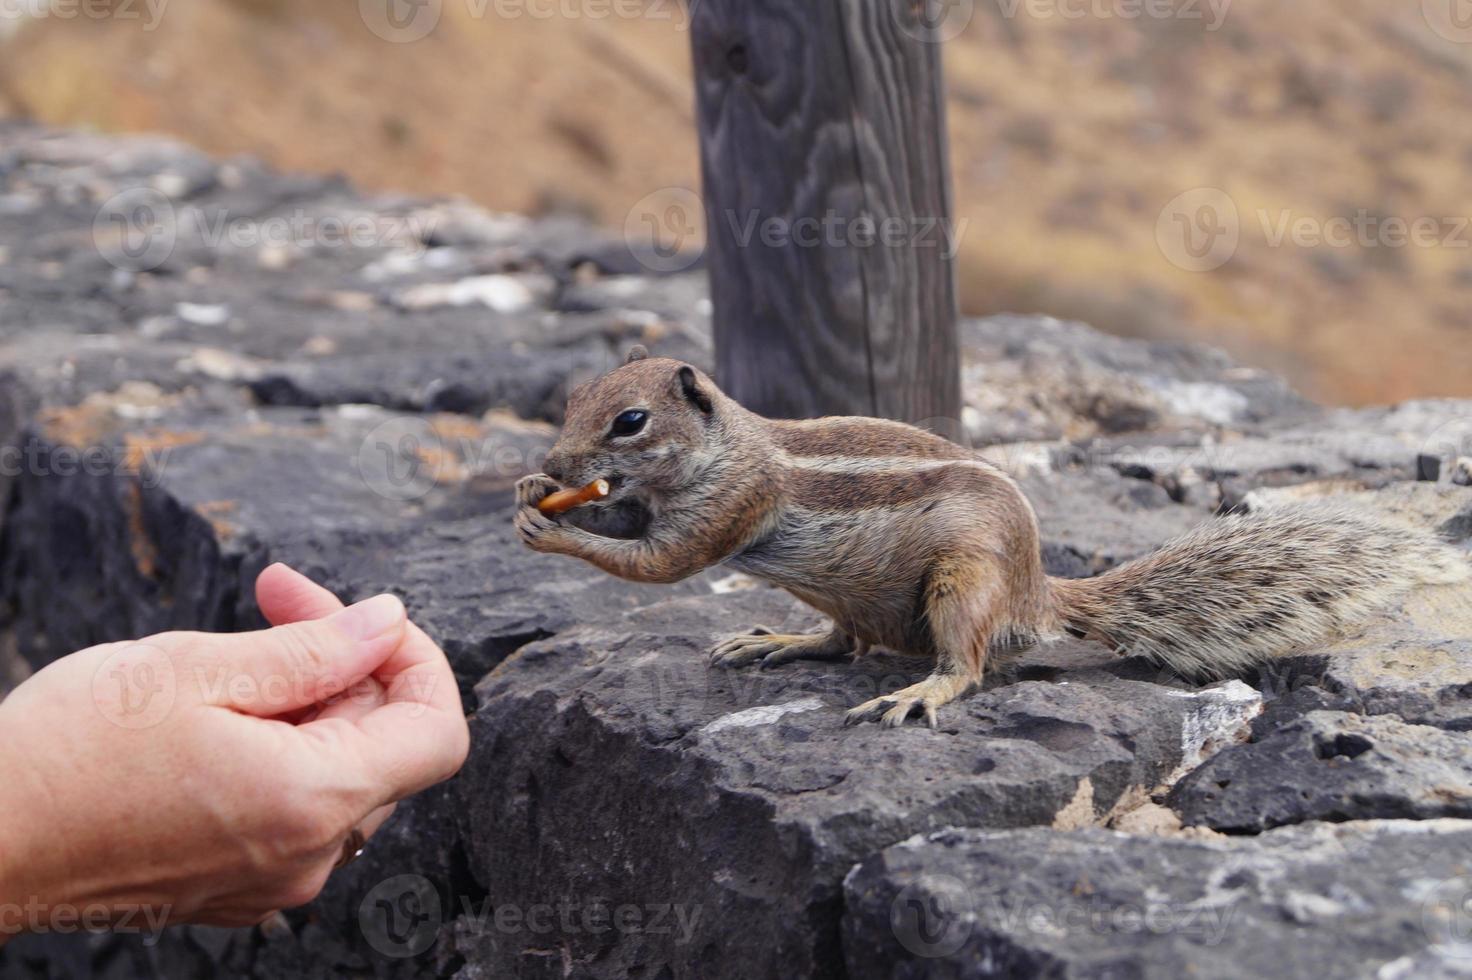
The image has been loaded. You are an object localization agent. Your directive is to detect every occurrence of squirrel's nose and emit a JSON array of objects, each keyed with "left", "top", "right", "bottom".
[{"left": 543, "top": 456, "right": 567, "bottom": 483}]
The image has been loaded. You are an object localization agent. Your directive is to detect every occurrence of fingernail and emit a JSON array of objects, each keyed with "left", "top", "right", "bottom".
[{"left": 329, "top": 594, "right": 405, "bottom": 642}]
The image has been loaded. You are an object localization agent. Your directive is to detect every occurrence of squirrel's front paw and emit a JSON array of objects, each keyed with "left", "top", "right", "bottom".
[
  {"left": 514, "top": 503, "right": 567, "bottom": 553},
  {"left": 516, "top": 473, "right": 562, "bottom": 509}
]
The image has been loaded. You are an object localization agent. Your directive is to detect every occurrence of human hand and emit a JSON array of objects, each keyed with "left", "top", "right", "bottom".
[{"left": 0, "top": 564, "right": 469, "bottom": 936}]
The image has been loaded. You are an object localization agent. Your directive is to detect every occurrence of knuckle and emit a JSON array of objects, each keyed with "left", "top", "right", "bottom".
[
  {"left": 277, "top": 797, "right": 345, "bottom": 855},
  {"left": 273, "top": 623, "right": 335, "bottom": 686}
]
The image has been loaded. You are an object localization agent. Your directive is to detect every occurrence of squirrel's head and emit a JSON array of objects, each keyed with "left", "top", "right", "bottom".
[{"left": 543, "top": 346, "right": 725, "bottom": 507}]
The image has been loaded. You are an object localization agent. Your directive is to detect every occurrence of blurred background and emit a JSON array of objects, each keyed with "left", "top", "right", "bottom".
[{"left": 2, "top": 0, "right": 1470, "bottom": 405}]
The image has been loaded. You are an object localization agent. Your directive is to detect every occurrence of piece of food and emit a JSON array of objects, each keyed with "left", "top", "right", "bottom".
[{"left": 537, "top": 478, "right": 610, "bottom": 516}]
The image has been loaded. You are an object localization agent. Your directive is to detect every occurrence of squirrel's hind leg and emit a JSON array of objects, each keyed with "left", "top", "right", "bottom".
[
  {"left": 845, "top": 556, "right": 996, "bottom": 730},
  {"left": 709, "top": 626, "right": 855, "bottom": 669}
]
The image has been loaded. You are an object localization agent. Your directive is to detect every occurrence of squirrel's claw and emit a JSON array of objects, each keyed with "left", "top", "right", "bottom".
[
  {"left": 847, "top": 674, "right": 967, "bottom": 730},
  {"left": 513, "top": 504, "right": 562, "bottom": 551},
  {"left": 709, "top": 628, "right": 854, "bottom": 669},
  {"left": 515, "top": 473, "right": 562, "bottom": 509},
  {"left": 843, "top": 698, "right": 897, "bottom": 727},
  {"left": 708, "top": 628, "right": 788, "bottom": 668}
]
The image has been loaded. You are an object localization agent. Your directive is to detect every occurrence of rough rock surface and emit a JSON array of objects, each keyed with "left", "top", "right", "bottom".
[
  {"left": 1, "top": 125, "right": 1471, "bottom": 979},
  {"left": 453, "top": 596, "right": 1262, "bottom": 979},
  {"left": 842, "top": 821, "right": 1472, "bottom": 979},
  {"left": 1170, "top": 710, "right": 1472, "bottom": 832}
]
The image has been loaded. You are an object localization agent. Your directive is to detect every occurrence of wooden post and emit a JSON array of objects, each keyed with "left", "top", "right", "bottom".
[{"left": 690, "top": 0, "right": 963, "bottom": 431}]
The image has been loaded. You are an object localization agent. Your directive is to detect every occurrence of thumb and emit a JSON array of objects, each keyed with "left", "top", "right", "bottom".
[{"left": 193, "top": 595, "right": 407, "bottom": 717}]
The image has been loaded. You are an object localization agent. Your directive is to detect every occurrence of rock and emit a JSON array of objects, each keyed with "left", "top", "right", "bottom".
[
  {"left": 0, "top": 398, "right": 718, "bottom": 707},
  {"left": 5, "top": 122, "right": 1472, "bottom": 980},
  {"left": 0, "top": 123, "right": 710, "bottom": 429},
  {"left": 450, "top": 594, "right": 1267, "bottom": 979},
  {"left": 392, "top": 273, "right": 555, "bottom": 313},
  {"left": 1086, "top": 402, "right": 1472, "bottom": 510},
  {"left": 1017, "top": 467, "right": 1216, "bottom": 576},
  {"left": 0, "top": 632, "right": 25, "bottom": 700},
  {"left": 1170, "top": 711, "right": 1472, "bottom": 832},
  {"left": 1272, "top": 579, "right": 1472, "bottom": 731},
  {"left": 842, "top": 820, "right": 1472, "bottom": 979},
  {"left": 958, "top": 314, "right": 1312, "bottom": 446}
]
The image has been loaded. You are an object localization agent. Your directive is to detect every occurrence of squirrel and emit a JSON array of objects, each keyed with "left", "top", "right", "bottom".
[{"left": 514, "top": 348, "right": 1471, "bottom": 728}]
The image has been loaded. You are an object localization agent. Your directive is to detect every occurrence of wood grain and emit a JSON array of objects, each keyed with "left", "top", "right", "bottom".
[{"left": 690, "top": 0, "right": 963, "bottom": 432}]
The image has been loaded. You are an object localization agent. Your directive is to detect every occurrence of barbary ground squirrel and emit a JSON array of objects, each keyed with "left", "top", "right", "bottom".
[{"left": 514, "top": 349, "right": 1470, "bottom": 728}]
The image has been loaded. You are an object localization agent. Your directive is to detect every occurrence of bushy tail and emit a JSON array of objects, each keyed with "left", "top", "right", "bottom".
[{"left": 1049, "top": 502, "right": 1470, "bottom": 677}]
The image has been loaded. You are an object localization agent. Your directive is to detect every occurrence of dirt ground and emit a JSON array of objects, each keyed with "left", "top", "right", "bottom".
[{"left": 3, "top": 0, "right": 1470, "bottom": 405}]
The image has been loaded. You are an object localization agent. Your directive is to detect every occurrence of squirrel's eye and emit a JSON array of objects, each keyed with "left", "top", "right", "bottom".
[{"left": 609, "top": 409, "right": 648, "bottom": 437}]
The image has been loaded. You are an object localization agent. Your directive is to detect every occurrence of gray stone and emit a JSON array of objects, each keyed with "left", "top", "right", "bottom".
[
  {"left": 451, "top": 593, "right": 1265, "bottom": 979},
  {"left": 1170, "top": 711, "right": 1472, "bottom": 831},
  {"left": 842, "top": 820, "right": 1472, "bottom": 980},
  {"left": 959, "top": 314, "right": 1312, "bottom": 446},
  {"left": 1017, "top": 467, "right": 1216, "bottom": 576},
  {"left": 1086, "top": 402, "right": 1472, "bottom": 510},
  {"left": 1272, "top": 580, "right": 1472, "bottom": 731},
  {"left": 0, "top": 397, "right": 714, "bottom": 707},
  {"left": 5, "top": 122, "right": 1472, "bottom": 980}
]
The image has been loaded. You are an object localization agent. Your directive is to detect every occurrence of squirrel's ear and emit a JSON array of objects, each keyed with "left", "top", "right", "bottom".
[
  {"left": 677, "top": 366, "right": 714, "bottom": 414},
  {"left": 624, "top": 345, "right": 649, "bottom": 365}
]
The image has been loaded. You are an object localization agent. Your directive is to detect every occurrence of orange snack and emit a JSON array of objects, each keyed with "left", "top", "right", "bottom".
[{"left": 537, "top": 478, "right": 610, "bottom": 516}]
